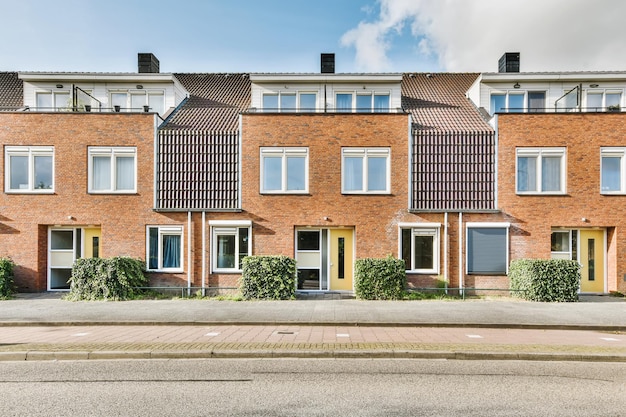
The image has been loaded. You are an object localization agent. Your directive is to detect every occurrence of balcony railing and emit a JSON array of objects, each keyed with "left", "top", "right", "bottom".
[{"left": 245, "top": 107, "right": 406, "bottom": 114}]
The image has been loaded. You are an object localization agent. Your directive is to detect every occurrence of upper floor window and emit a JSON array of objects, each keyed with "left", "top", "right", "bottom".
[
  {"left": 36, "top": 91, "right": 70, "bottom": 111},
  {"left": 337, "top": 92, "right": 390, "bottom": 113},
  {"left": 400, "top": 224, "right": 440, "bottom": 274},
  {"left": 490, "top": 91, "right": 546, "bottom": 114},
  {"left": 262, "top": 92, "right": 317, "bottom": 112},
  {"left": 147, "top": 225, "right": 183, "bottom": 272},
  {"left": 260, "top": 147, "right": 308, "bottom": 193},
  {"left": 516, "top": 148, "right": 566, "bottom": 194},
  {"left": 601, "top": 148, "right": 626, "bottom": 193},
  {"left": 88, "top": 147, "right": 136, "bottom": 193},
  {"left": 110, "top": 91, "right": 164, "bottom": 113},
  {"left": 210, "top": 220, "right": 252, "bottom": 272},
  {"left": 5, "top": 146, "right": 54, "bottom": 193},
  {"left": 586, "top": 90, "right": 622, "bottom": 112},
  {"left": 342, "top": 148, "right": 390, "bottom": 194}
]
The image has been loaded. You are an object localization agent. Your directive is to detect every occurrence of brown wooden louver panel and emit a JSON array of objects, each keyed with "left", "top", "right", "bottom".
[
  {"left": 412, "top": 130, "right": 495, "bottom": 211},
  {"left": 157, "top": 130, "right": 239, "bottom": 210}
]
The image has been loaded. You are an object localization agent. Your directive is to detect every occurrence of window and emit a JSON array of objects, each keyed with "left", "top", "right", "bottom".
[
  {"left": 88, "top": 147, "right": 137, "bottom": 193},
  {"left": 260, "top": 147, "right": 308, "bottom": 193},
  {"left": 111, "top": 91, "right": 165, "bottom": 114},
  {"left": 586, "top": 90, "right": 622, "bottom": 111},
  {"left": 342, "top": 148, "right": 390, "bottom": 194},
  {"left": 262, "top": 92, "right": 317, "bottom": 112},
  {"left": 36, "top": 91, "right": 70, "bottom": 111},
  {"left": 551, "top": 230, "right": 577, "bottom": 261},
  {"left": 527, "top": 91, "right": 546, "bottom": 112},
  {"left": 210, "top": 221, "right": 252, "bottom": 272},
  {"left": 516, "top": 148, "right": 566, "bottom": 194},
  {"left": 399, "top": 224, "right": 440, "bottom": 274},
  {"left": 466, "top": 223, "right": 509, "bottom": 275},
  {"left": 147, "top": 226, "right": 183, "bottom": 271},
  {"left": 601, "top": 148, "right": 626, "bottom": 193},
  {"left": 5, "top": 146, "right": 54, "bottom": 193},
  {"left": 338, "top": 92, "right": 389, "bottom": 113},
  {"left": 336, "top": 93, "right": 353, "bottom": 112},
  {"left": 489, "top": 92, "right": 526, "bottom": 114}
]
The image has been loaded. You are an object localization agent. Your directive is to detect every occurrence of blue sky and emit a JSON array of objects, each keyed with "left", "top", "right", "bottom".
[{"left": 2, "top": 0, "right": 626, "bottom": 74}]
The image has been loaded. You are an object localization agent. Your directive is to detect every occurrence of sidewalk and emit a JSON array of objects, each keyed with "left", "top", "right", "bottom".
[{"left": 0, "top": 293, "right": 624, "bottom": 362}]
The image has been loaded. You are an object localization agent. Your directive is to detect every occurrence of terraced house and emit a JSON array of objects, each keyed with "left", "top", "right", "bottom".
[{"left": 1, "top": 53, "right": 625, "bottom": 295}]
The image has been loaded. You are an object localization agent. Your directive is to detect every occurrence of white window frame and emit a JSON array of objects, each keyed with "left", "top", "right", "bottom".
[
  {"left": 398, "top": 223, "right": 440, "bottom": 274},
  {"left": 35, "top": 90, "right": 70, "bottom": 111},
  {"left": 466, "top": 222, "right": 510, "bottom": 275},
  {"left": 516, "top": 147, "right": 566, "bottom": 194},
  {"left": 260, "top": 147, "right": 309, "bottom": 194},
  {"left": 110, "top": 89, "right": 165, "bottom": 113},
  {"left": 146, "top": 225, "right": 184, "bottom": 272},
  {"left": 336, "top": 91, "right": 390, "bottom": 113},
  {"left": 585, "top": 89, "right": 623, "bottom": 111},
  {"left": 551, "top": 229, "right": 575, "bottom": 260},
  {"left": 341, "top": 147, "right": 391, "bottom": 194},
  {"left": 210, "top": 220, "right": 252, "bottom": 273},
  {"left": 88, "top": 146, "right": 137, "bottom": 194},
  {"left": 600, "top": 147, "right": 626, "bottom": 194},
  {"left": 489, "top": 90, "right": 527, "bottom": 114},
  {"left": 5, "top": 146, "right": 55, "bottom": 193},
  {"left": 261, "top": 92, "right": 318, "bottom": 112}
]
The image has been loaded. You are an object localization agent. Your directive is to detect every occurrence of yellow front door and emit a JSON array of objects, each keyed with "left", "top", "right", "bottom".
[
  {"left": 329, "top": 229, "right": 353, "bottom": 291},
  {"left": 83, "top": 227, "right": 101, "bottom": 258},
  {"left": 579, "top": 229, "right": 605, "bottom": 293}
]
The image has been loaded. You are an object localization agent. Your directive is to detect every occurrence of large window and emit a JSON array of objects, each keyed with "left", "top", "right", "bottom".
[
  {"left": 586, "top": 90, "right": 622, "bottom": 111},
  {"left": 147, "top": 226, "right": 183, "bottom": 272},
  {"left": 490, "top": 91, "right": 546, "bottom": 114},
  {"left": 36, "top": 91, "right": 70, "bottom": 111},
  {"left": 466, "top": 223, "right": 509, "bottom": 275},
  {"left": 88, "top": 147, "right": 137, "bottom": 193},
  {"left": 342, "top": 148, "right": 390, "bottom": 194},
  {"left": 516, "top": 148, "right": 566, "bottom": 194},
  {"left": 601, "top": 148, "right": 626, "bottom": 193},
  {"left": 210, "top": 221, "right": 252, "bottom": 272},
  {"left": 111, "top": 90, "right": 165, "bottom": 114},
  {"left": 551, "top": 229, "right": 577, "bottom": 261},
  {"left": 262, "top": 92, "right": 317, "bottom": 112},
  {"left": 338, "top": 92, "right": 390, "bottom": 113},
  {"left": 400, "top": 224, "right": 440, "bottom": 274},
  {"left": 336, "top": 93, "right": 353, "bottom": 112},
  {"left": 5, "top": 146, "right": 54, "bottom": 193},
  {"left": 260, "top": 147, "right": 308, "bottom": 193}
]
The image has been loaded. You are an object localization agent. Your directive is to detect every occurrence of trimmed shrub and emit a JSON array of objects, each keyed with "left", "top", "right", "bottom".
[
  {"left": 509, "top": 259, "right": 580, "bottom": 302},
  {"left": 355, "top": 256, "right": 406, "bottom": 300},
  {"left": 67, "top": 257, "right": 148, "bottom": 301},
  {"left": 240, "top": 255, "right": 296, "bottom": 300},
  {"left": 0, "top": 257, "right": 15, "bottom": 299}
]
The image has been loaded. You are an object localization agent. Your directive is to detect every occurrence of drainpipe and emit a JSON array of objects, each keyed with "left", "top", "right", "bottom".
[
  {"left": 459, "top": 212, "right": 464, "bottom": 297},
  {"left": 202, "top": 211, "right": 206, "bottom": 296},
  {"left": 187, "top": 211, "right": 192, "bottom": 296},
  {"left": 444, "top": 212, "right": 449, "bottom": 294}
]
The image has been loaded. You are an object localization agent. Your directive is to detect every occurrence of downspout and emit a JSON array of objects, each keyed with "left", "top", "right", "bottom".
[
  {"left": 444, "top": 212, "right": 449, "bottom": 294},
  {"left": 202, "top": 211, "right": 206, "bottom": 296},
  {"left": 459, "top": 212, "right": 464, "bottom": 297},
  {"left": 187, "top": 211, "right": 192, "bottom": 296}
]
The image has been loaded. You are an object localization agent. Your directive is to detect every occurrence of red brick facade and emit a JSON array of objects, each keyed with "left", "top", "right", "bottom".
[
  {"left": 0, "top": 113, "right": 191, "bottom": 291},
  {"left": 497, "top": 113, "right": 626, "bottom": 294}
]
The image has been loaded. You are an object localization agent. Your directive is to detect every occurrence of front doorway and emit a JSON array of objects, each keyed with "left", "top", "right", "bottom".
[
  {"left": 48, "top": 226, "right": 101, "bottom": 290},
  {"left": 295, "top": 228, "right": 354, "bottom": 291},
  {"left": 551, "top": 228, "right": 605, "bottom": 293}
]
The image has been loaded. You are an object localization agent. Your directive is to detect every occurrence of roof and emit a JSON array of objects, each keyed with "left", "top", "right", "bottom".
[
  {"left": 402, "top": 73, "right": 492, "bottom": 132},
  {"left": 161, "top": 73, "right": 251, "bottom": 132},
  {"left": 0, "top": 72, "right": 23, "bottom": 110}
]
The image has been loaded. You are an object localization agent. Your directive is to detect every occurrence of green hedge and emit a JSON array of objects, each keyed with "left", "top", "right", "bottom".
[
  {"left": 240, "top": 255, "right": 296, "bottom": 300},
  {"left": 67, "top": 257, "right": 148, "bottom": 301},
  {"left": 509, "top": 259, "right": 580, "bottom": 302},
  {"left": 355, "top": 256, "right": 406, "bottom": 300},
  {"left": 0, "top": 257, "right": 15, "bottom": 299}
]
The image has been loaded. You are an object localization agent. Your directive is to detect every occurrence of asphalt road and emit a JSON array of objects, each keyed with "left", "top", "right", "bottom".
[{"left": 1, "top": 358, "right": 624, "bottom": 416}]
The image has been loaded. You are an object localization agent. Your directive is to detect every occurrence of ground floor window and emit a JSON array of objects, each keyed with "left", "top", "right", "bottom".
[
  {"left": 466, "top": 223, "right": 509, "bottom": 274},
  {"left": 147, "top": 226, "right": 183, "bottom": 272},
  {"left": 399, "top": 223, "right": 440, "bottom": 274},
  {"left": 551, "top": 229, "right": 578, "bottom": 260},
  {"left": 210, "top": 220, "right": 252, "bottom": 272}
]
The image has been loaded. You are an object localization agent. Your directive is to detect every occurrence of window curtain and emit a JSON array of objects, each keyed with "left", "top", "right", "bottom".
[
  {"left": 217, "top": 235, "right": 236, "bottom": 269},
  {"left": 162, "top": 234, "right": 181, "bottom": 268},
  {"left": 517, "top": 157, "right": 536, "bottom": 192},
  {"left": 601, "top": 157, "right": 621, "bottom": 191},
  {"left": 542, "top": 156, "right": 561, "bottom": 191},
  {"left": 367, "top": 156, "right": 387, "bottom": 191},
  {"left": 343, "top": 157, "right": 363, "bottom": 191},
  {"left": 116, "top": 156, "right": 135, "bottom": 190},
  {"left": 93, "top": 156, "right": 111, "bottom": 190},
  {"left": 374, "top": 95, "right": 389, "bottom": 113},
  {"left": 336, "top": 94, "right": 352, "bottom": 112}
]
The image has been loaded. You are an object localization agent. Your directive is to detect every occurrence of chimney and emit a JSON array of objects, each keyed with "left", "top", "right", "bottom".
[
  {"left": 498, "top": 52, "right": 520, "bottom": 73},
  {"left": 321, "top": 53, "right": 335, "bottom": 74},
  {"left": 138, "top": 53, "right": 160, "bottom": 73}
]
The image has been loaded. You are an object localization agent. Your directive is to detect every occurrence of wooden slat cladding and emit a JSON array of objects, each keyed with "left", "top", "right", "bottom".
[
  {"left": 157, "top": 130, "right": 239, "bottom": 210},
  {"left": 412, "top": 130, "right": 495, "bottom": 211}
]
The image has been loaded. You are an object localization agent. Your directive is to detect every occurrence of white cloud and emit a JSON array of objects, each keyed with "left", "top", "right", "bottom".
[{"left": 343, "top": 0, "right": 626, "bottom": 72}]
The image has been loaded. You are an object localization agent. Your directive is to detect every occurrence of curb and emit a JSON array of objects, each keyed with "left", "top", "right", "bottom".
[
  {"left": 1, "top": 349, "right": 625, "bottom": 362},
  {"left": 1, "top": 321, "right": 625, "bottom": 332}
]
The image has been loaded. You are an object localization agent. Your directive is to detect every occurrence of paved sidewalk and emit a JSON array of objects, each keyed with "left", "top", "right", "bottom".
[{"left": 0, "top": 293, "right": 624, "bottom": 362}]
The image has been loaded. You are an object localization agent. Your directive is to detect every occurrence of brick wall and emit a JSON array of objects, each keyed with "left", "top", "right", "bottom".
[{"left": 0, "top": 113, "right": 189, "bottom": 291}]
